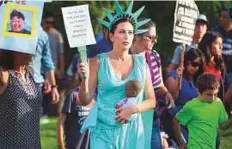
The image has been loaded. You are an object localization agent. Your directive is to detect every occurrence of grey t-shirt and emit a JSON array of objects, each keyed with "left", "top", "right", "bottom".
[
  {"left": 62, "top": 88, "right": 90, "bottom": 149},
  {"left": 47, "top": 28, "right": 64, "bottom": 68}
]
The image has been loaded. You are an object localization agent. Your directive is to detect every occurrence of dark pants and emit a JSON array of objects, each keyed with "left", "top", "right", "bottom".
[
  {"left": 151, "top": 118, "right": 162, "bottom": 149},
  {"left": 151, "top": 106, "right": 162, "bottom": 149},
  {"left": 41, "top": 90, "right": 52, "bottom": 115}
]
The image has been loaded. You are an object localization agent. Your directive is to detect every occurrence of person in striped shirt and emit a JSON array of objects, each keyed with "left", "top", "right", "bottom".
[{"left": 131, "top": 19, "right": 175, "bottom": 149}]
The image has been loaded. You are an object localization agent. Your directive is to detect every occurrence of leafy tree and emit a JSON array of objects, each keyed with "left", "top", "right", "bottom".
[{"left": 43, "top": 1, "right": 232, "bottom": 70}]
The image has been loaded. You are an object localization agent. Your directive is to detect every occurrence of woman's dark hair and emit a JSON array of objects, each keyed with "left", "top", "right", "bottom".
[
  {"left": 183, "top": 48, "right": 205, "bottom": 83},
  {"left": 110, "top": 17, "right": 134, "bottom": 33},
  {"left": 198, "top": 31, "right": 225, "bottom": 74},
  {"left": 42, "top": 11, "right": 54, "bottom": 19},
  {"left": 0, "top": 50, "right": 14, "bottom": 70}
]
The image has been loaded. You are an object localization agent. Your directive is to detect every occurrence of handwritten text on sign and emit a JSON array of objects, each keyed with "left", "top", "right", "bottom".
[
  {"left": 173, "top": 0, "right": 199, "bottom": 44},
  {"left": 62, "top": 5, "right": 96, "bottom": 48}
]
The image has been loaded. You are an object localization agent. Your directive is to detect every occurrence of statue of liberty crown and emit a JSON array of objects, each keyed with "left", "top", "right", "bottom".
[{"left": 97, "top": 0, "right": 151, "bottom": 34}]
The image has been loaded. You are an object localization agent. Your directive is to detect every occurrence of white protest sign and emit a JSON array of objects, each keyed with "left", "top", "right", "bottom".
[
  {"left": 173, "top": 0, "right": 199, "bottom": 44},
  {"left": 0, "top": 0, "right": 44, "bottom": 54},
  {"left": 61, "top": 4, "right": 96, "bottom": 48}
]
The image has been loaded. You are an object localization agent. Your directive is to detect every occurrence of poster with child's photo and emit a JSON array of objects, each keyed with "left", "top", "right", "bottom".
[
  {"left": 0, "top": 1, "right": 44, "bottom": 54},
  {"left": 6, "top": 9, "right": 33, "bottom": 35}
]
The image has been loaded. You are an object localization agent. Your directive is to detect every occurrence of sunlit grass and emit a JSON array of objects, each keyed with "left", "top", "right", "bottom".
[{"left": 40, "top": 117, "right": 58, "bottom": 149}]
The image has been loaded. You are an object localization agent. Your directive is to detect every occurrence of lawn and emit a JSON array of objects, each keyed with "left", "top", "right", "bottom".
[
  {"left": 40, "top": 117, "right": 58, "bottom": 149},
  {"left": 40, "top": 117, "right": 232, "bottom": 149}
]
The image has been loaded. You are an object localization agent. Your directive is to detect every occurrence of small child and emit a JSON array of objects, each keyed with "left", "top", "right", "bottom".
[
  {"left": 57, "top": 74, "right": 95, "bottom": 149},
  {"left": 174, "top": 73, "right": 231, "bottom": 149},
  {"left": 116, "top": 80, "right": 142, "bottom": 108}
]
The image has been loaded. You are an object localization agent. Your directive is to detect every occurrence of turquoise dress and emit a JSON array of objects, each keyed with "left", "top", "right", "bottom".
[{"left": 81, "top": 53, "right": 154, "bottom": 149}]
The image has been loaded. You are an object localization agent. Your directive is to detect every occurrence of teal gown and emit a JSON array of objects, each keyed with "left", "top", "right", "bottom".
[{"left": 81, "top": 53, "right": 154, "bottom": 149}]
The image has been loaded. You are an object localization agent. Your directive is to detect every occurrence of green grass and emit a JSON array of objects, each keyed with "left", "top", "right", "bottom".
[
  {"left": 40, "top": 117, "right": 232, "bottom": 149},
  {"left": 40, "top": 117, "right": 58, "bottom": 149},
  {"left": 219, "top": 126, "right": 232, "bottom": 149}
]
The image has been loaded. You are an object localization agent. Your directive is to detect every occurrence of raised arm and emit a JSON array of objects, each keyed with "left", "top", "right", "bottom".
[
  {"left": 166, "top": 45, "right": 182, "bottom": 74},
  {"left": 78, "top": 56, "right": 99, "bottom": 106},
  {"left": 0, "top": 67, "right": 9, "bottom": 95},
  {"left": 165, "top": 67, "right": 183, "bottom": 100},
  {"left": 0, "top": 67, "right": 3, "bottom": 85}
]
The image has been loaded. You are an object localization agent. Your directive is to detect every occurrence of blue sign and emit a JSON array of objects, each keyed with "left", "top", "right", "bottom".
[{"left": 0, "top": 0, "right": 44, "bottom": 54}]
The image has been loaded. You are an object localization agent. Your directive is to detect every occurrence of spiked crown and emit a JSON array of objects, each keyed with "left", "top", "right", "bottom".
[{"left": 98, "top": 0, "right": 150, "bottom": 34}]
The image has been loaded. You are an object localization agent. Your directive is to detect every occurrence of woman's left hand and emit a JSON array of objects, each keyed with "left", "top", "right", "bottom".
[{"left": 115, "top": 105, "right": 135, "bottom": 124}]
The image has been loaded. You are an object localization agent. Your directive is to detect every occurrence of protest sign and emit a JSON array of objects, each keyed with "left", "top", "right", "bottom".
[
  {"left": 61, "top": 4, "right": 96, "bottom": 48},
  {"left": 62, "top": 4, "right": 96, "bottom": 79},
  {"left": 173, "top": 0, "right": 199, "bottom": 89},
  {"left": 0, "top": 0, "right": 44, "bottom": 54},
  {"left": 173, "top": 0, "right": 199, "bottom": 44}
]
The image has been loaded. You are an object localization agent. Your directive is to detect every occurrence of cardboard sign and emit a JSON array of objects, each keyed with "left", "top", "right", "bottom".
[
  {"left": 61, "top": 4, "right": 96, "bottom": 48},
  {"left": 0, "top": 0, "right": 44, "bottom": 54},
  {"left": 173, "top": 0, "right": 199, "bottom": 44}
]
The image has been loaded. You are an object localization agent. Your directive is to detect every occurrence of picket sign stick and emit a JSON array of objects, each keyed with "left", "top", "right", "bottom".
[
  {"left": 178, "top": 42, "right": 186, "bottom": 90},
  {"left": 77, "top": 46, "right": 88, "bottom": 79}
]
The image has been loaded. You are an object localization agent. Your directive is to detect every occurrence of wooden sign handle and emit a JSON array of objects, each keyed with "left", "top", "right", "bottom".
[
  {"left": 178, "top": 42, "right": 185, "bottom": 90},
  {"left": 77, "top": 46, "right": 88, "bottom": 79}
]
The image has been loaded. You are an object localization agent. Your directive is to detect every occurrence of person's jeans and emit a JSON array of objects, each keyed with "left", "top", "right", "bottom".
[{"left": 151, "top": 116, "right": 162, "bottom": 149}]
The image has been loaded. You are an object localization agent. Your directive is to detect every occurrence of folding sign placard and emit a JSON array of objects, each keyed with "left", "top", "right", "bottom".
[
  {"left": 61, "top": 4, "right": 96, "bottom": 48},
  {"left": 173, "top": 0, "right": 199, "bottom": 44}
]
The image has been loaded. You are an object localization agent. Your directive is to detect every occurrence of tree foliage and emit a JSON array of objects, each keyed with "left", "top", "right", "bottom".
[{"left": 43, "top": 1, "right": 232, "bottom": 68}]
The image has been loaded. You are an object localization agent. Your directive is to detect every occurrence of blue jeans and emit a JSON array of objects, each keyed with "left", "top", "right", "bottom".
[{"left": 151, "top": 118, "right": 162, "bottom": 149}]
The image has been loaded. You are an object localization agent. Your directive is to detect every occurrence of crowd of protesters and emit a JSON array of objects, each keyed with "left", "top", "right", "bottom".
[{"left": 0, "top": 1, "right": 232, "bottom": 149}]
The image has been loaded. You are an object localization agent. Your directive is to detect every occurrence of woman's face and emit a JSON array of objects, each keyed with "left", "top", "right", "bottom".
[
  {"left": 209, "top": 37, "right": 223, "bottom": 56},
  {"left": 140, "top": 26, "right": 157, "bottom": 51},
  {"left": 110, "top": 21, "right": 134, "bottom": 51},
  {"left": 186, "top": 57, "right": 202, "bottom": 76},
  {"left": 14, "top": 52, "right": 32, "bottom": 66}
]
